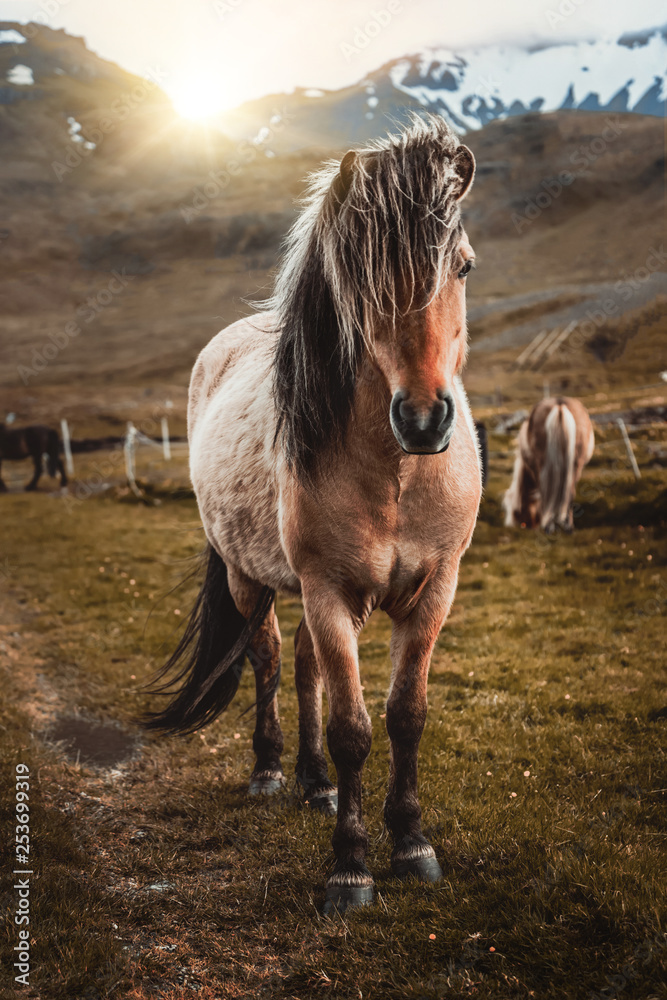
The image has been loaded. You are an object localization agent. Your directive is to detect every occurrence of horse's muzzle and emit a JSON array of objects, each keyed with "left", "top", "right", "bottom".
[{"left": 389, "top": 389, "right": 456, "bottom": 454}]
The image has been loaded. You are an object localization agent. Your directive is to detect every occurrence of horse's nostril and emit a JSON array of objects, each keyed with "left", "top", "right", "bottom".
[
  {"left": 398, "top": 400, "right": 413, "bottom": 422},
  {"left": 438, "top": 393, "right": 455, "bottom": 430}
]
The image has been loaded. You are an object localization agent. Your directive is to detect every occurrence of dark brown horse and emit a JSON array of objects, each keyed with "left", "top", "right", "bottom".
[{"left": 0, "top": 424, "right": 68, "bottom": 491}]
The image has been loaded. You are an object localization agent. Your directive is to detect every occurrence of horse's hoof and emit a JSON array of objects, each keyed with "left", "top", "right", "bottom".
[
  {"left": 391, "top": 843, "right": 443, "bottom": 883},
  {"left": 248, "top": 771, "right": 285, "bottom": 797},
  {"left": 323, "top": 883, "right": 374, "bottom": 916},
  {"left": 305, "top": 788, "right": 338, "bottom": 816}
]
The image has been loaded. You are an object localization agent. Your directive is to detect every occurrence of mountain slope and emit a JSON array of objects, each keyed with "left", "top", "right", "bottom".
[
  {"left": 0, "top": 20, "right": 235, "bottom": 183},
  {"left": 219, "top": 26, "right": 667, "bottom": 151},
  {"left": 389, "top": 28, "right": 667, "bottom": 131}
]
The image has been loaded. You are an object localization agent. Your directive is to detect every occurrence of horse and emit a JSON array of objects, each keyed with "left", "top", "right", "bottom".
[
  {"left": 0, "top": 423, "right": 68, "bottom": 492},
  {"left": 144, "top": 114, "right": 482, "bottom": 914},
  {"left": 502, "top": 397, "right": 594, "bottom": 533}
]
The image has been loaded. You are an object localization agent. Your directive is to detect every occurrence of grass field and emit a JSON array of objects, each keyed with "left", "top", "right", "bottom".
[{"left": 0, "top": 425, "right": 665, "bottom": 1000}]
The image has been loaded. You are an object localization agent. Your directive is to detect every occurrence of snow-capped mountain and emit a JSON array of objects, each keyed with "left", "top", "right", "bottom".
[
  {"left": 220, "top": 26, "right": 666, "bottom": 152},
  {"left": 387, "top": 27, "right": 666, "bottom": 132}
]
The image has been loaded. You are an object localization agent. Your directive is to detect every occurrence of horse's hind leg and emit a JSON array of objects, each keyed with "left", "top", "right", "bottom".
[
  {"left": 227, "top": 568, "right": 285, "bottom": 796},
  {"left": 294, "top": 617, "right": 337, "bottom": 815},
  {"left": 384, "top": 577, "right": 457, "bottom": 884},
  {"left": 247, "top": 606, "right": 285, "bottom": 795},
  {"left": 25, "top": 454, "right": 42, "bottom": 491}
]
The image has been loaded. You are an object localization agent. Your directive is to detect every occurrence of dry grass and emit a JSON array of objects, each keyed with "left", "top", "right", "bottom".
[{"left": 0, "top": 424, "right": 665, "bottom": 999}]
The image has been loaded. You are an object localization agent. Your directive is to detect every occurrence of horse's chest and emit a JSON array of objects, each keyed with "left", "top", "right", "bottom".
[{"left": 288, "top": 471, "right": 474, "bottom": 597}]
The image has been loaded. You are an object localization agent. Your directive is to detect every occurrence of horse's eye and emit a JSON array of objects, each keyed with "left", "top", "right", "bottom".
[{"left": 458, "top": 259, "right": 475, "bottom": 279}]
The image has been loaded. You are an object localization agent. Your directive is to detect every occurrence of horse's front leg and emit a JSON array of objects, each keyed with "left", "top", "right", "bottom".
[
  {"left": 302, "top": 584, "right": 373, "bottom": 913},
  {"left": 0, "top": 460, "right": 6, "bottom": 492},
  {"left": 384, "top": 573, "right": 458, "bottom": 882}
]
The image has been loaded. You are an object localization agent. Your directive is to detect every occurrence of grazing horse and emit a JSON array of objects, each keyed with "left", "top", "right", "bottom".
[
  {"left": 0, "top": 424, "right": 68, "bottom": 492},
  {"left": 145, "top": 115, "right": 482, "bottom": 913},
  {"left": 503, "top": 397, "right": 594, "bottom": 532}
]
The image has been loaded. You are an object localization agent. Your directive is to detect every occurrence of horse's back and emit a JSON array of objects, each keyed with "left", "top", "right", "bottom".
[
  {"left": 527, "top": 396, "right": 593, "bottom": 469},
  {"left": 1, "top": 425, "right": 53, "bottom": 460},
  {"left": 188, "top": 314, "right": 278, "bottom": 438}
]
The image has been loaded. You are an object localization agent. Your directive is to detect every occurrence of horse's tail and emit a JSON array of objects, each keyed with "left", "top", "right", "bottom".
[
  {"left": 47, "top": 429, "right": 61, "bottom": 479},
  {"left": 540, "top": 402, "right": 576, "bottom": 531},
  {"left": 142, "top": 545, "right": 275, "bottom": 736}
]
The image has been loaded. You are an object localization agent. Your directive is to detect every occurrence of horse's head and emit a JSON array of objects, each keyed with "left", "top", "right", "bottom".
[
  {"left": 272, "top": 114, "right": 477, "bottom": 477},
  {"left": 331, "top": 119, "right": 476, "bottom": 455},
  {"left": 377, "top": 226, "right": 475, "bottom": 455}
]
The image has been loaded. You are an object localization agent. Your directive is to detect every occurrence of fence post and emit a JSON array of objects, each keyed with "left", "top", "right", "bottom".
[
  {"left": 124, "top": 422, "right": 143, "bottom": 497},
  {"left": 161, "top": 416, "right": 171, "bottom": 461},
  {"left": 60, "top": 418, "right": 74, "bottom": 476},
  {"left": 616, "top": 418, "right": 641, "bottom": 480}
]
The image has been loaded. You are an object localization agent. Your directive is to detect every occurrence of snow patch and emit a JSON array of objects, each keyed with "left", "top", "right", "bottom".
[
  {"left": 7, "top": 64, "right": 33, "bottom": 86},
  {"left": 67, "top": 116, "right": 96, "bottom": 150},
  {"left": 303, "top": 88, "right": 325, "bottom": 98},
  {"left": 0, "top": 29, "right": 26, "bottom": 45},
  {"left": 367, "top": 95, "right": 378, "bottom": 109}
]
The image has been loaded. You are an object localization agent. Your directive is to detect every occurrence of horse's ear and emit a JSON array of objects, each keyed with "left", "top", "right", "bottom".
[
  {"left": 452, "top": 144, "right": 475, "bottom": 200},
  {"left": 332, "top": 150, "right": 357, "bottom": 207}
]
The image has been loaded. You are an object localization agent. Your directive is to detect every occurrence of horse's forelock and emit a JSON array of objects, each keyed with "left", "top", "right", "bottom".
[{"left": 320, "top": 117, "right": 465, "bottom": 333}]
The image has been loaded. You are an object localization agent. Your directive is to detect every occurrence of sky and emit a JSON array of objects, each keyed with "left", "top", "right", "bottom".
[{"left": 0, "top": 0, "right": 665, "bottom": 115}]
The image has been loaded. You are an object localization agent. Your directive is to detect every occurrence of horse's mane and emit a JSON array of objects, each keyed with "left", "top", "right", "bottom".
[{"left": 265, "top": 112, "right": 471, "bottom": 479}]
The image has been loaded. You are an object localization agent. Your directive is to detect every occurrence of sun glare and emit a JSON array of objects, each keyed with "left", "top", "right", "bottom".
[{"left": 171, "top": 77, "right": 231, "bottom": 121}]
